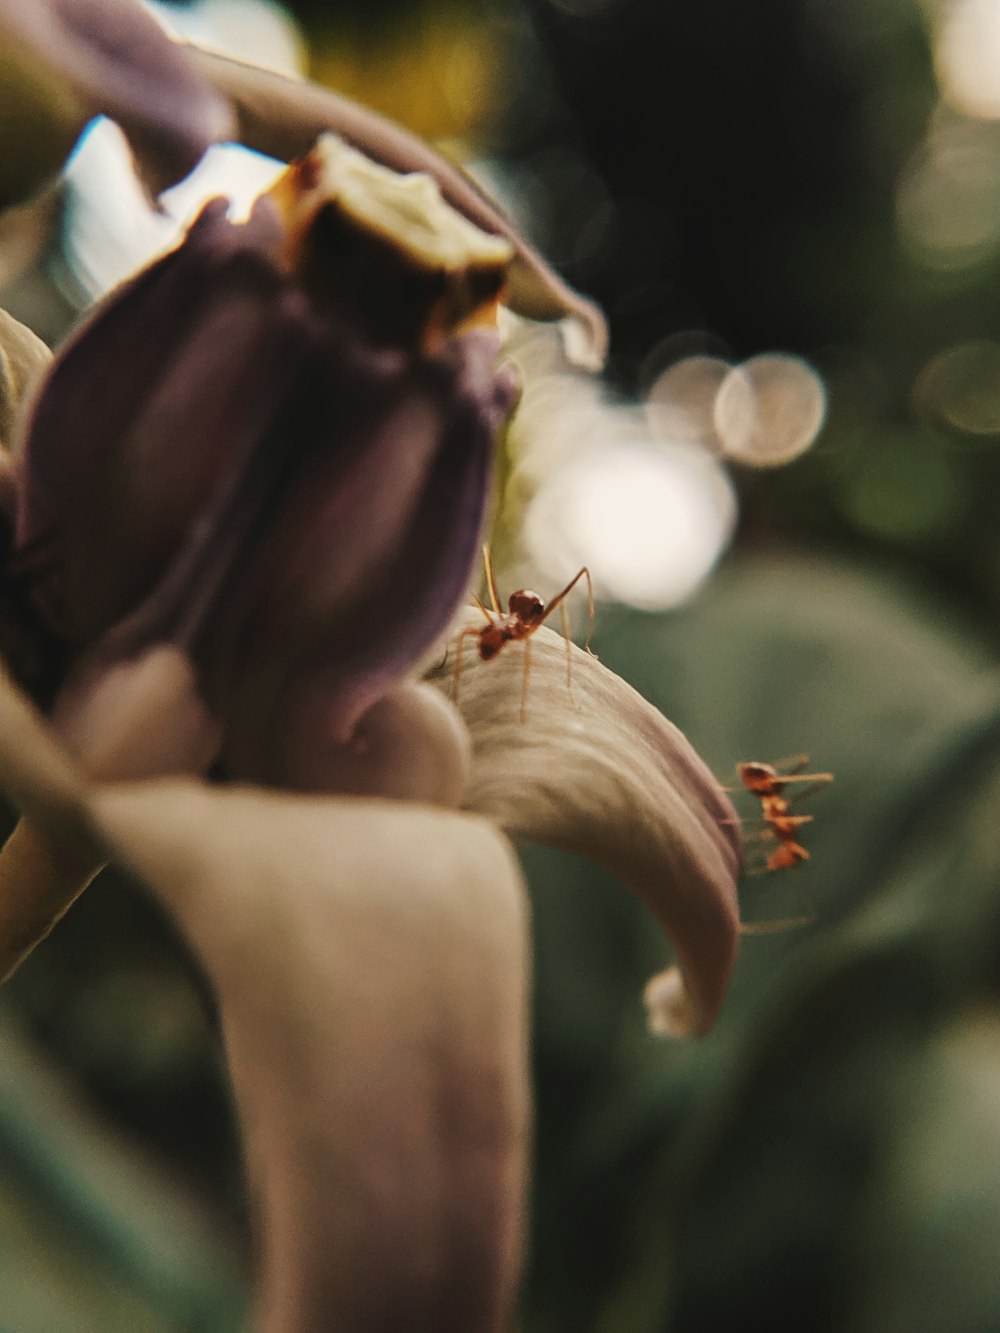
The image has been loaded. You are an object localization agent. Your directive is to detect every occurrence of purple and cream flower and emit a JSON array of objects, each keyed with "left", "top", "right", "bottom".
[
  {"left": 9, "top": 136, "right": 518, "bottom": 793},
  {"left": 0, "top": 33, "right": 741, "bottom": 1330}
]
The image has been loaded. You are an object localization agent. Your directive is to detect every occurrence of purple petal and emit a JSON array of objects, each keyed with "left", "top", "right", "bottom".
[
  {"left": 16, "top": 187, "right": 514, "bottom": 772},
  {"left": 0, "top": 0, "right": 233, "bottom": 190},
  {"left": 15, "top": 200, "right": 300, "bottom": 646},
  {"left": 309, "top": 333, "right": 516, "bottom": 724},
  {"left": 214, "top": 330, "right": 515, "bottom": 783}
]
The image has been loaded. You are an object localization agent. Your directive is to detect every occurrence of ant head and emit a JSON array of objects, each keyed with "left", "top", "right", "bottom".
[
  {"left": 508, "top": 589, "right": 545, "bottom": 623},
  {"left": 738, "top": 761, "right": 778, "bottom": 791}
]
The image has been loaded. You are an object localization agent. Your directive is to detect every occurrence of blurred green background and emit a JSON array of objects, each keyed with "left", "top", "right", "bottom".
[{"left": 3, "top": 0, "right": 1000, "bottom": 1327}]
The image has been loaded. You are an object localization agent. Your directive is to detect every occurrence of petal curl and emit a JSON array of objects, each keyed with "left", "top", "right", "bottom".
[
  {"left": 92, "top": 783, "right": 531, "bottom": 1333},
  {"left": 190, "top": 46, "right": 608, "bottom": 369},
  {"left": 427, "top": 614, "right": 742, "bottom": 1036},
  {"left": 241, "top": 680, "right": 471, "bottom": 804}
]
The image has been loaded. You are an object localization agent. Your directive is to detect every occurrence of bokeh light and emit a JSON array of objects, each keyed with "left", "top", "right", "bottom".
[
  {"left": 714, "top": 353, "right": 827, "bottom": 466},
  {"left": 934, "top": 0, "right": 1000, "bottom": 121},
  {"left": 914, "top": 340, "right": 1000, "bottom": 439},
  {"left": 62, "top": 0, "right": 302, "bottom": 300},
  {"left": 836, "top": 429, "right": 965, "bottom": 542},
  {"left": 523, "top": 436, "right": 736, "bottom": 612},
  {"left": 64, "top": 129, "right": 286, "bottom": 299},
  {"left": 309, "top": 9, "right": 508, "bottom": 143},
  {"left": 645, "top": 354, "right": 730, "bottom": 453},
  {"left": 896, "top": 116, "right": 1000, "bottom": 272}
]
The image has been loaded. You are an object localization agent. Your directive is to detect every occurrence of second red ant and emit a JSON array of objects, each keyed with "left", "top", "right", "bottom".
[
  {"left": 736, "top": 757, "right": 833, "bottom": 872},
  {"left": 451, "top": 546, "right": 596, "bottom": 720}
]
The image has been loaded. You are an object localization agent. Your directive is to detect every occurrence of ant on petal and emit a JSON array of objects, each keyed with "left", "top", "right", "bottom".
[
  {"left": 452, "top": 545, "right": 596, "bottom": 720},
  {"left": 737, "top": 756, "right": 833, "bottom": 872}
]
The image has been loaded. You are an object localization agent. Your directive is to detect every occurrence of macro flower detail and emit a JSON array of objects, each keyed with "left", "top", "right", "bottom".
[
  {"left": 0, "top": 44, "right": 746, "bottom": 1327},
  {"left": 7, "top": 135, "right": 518, "bottom": 790},
  {"left": 429, "top": 616, "right": 742, "bottom": 1037},
  {"left": 191, "top": 46, "right": 608, "bottom": 369}
]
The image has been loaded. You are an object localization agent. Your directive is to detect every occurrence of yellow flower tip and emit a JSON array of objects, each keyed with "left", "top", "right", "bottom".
[{"left": 269, "top": 133, "right": 514, "bottom": 349}]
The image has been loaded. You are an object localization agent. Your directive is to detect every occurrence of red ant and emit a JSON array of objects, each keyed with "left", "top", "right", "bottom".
[
  {"left": 737, "top": 757, "right": 833, "bottom": 872},
  {"left": 451, "top": 546, "right": 596, "bottom": 720}
]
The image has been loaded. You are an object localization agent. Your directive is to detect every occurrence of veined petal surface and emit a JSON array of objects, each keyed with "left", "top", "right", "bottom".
[{"left": 428, "top": 615, "right": 741, "bottom": 1036}]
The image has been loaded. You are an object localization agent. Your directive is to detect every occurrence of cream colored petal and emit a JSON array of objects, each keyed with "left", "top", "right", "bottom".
[
  {"left": 92, "top": 782, "right": 530, "bottom": 1333},
  {"left": 0, "top": 306, "right": 51, "bottom": 452},
  {"left": 0, "top": 306, "right": 51, "bottom": 515},
  {"left": 0, "top": 661, "right": 103, "bottom": 979},
  {"left": 189, "top": 46, "right": 608, "bottom": 369},
  {"left": 426, "top": 614, "right": 741, "bottom": 1036},
  {"left": 51, "top": 645, "right": 223, "bottom": 782}
]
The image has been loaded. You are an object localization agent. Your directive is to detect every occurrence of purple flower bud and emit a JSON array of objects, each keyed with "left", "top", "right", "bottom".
[{"left": 8, "top": 139, "right": 518, "bottom": 787}]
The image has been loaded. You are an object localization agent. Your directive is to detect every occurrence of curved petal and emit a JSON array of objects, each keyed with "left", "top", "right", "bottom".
[
  {"left": 190, "top": 46, "right": 608, "bottom": 369},
  {"left": 427, "top": 614, "right": 742, "bottom": 1036},
  {"left": 0, "top": 0, "right": 233, "bottom": 195},
  {"left": 237, "top": 331, "right": 515, "bottom": 748},
  {"left": 0, "top": 661, "right": 102, "bottom": 979},
  {"left": 92, "top": 782, "right": 531, "bottom": 1333}
]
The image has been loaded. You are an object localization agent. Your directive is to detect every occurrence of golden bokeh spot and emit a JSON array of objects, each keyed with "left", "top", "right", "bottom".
[{"left": 309, "top": 12, "right": 507, "bottom": 145}]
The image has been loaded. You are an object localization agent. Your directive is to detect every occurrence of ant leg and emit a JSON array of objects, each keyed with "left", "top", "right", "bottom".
[
  {"left": 520, "top": 636, "right": 532, "bottom": 723},
  {"left": 772, "top": 753, "right": 811, "bottom": 775},
  {"left": 740, "top": 916, "right": 814, "bottom": 936},
  {"left": 471, "top": 594, "right": 495, "bottom": 625},
  {"left": 451, "top": 627, "right": 482, "bottom": 705},
  {"left": 740, "top": 846, "right": 777, "bottom": 877},
  {"left": 541, "top": 566, "right": 597, "bottom": 654},
  {"left": 559, "top": 598, "right": 577, "bottom": 707},
  {"left": 482, "top": 543, "right": 502, "bottom": 615},
  {"left": 776, "top": 773, "right": 835, "bottom": 807}
]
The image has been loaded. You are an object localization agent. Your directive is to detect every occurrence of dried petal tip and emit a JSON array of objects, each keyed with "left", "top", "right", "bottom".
[
  {"left": 644, "top": 966, "right": 701, "bottom": 1038},
  {"left": 270, "top": 134, "right": 514, "bottom": 347}
]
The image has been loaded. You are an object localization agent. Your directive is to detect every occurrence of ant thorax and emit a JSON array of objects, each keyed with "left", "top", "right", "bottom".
[{"left": 507, "top": 589, "right": 545, "bottom": 624}]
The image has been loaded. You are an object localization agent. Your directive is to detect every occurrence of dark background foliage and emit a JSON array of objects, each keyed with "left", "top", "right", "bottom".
[{"left": 3, "top": 0, "right": 1000, "bottom": 1326}]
